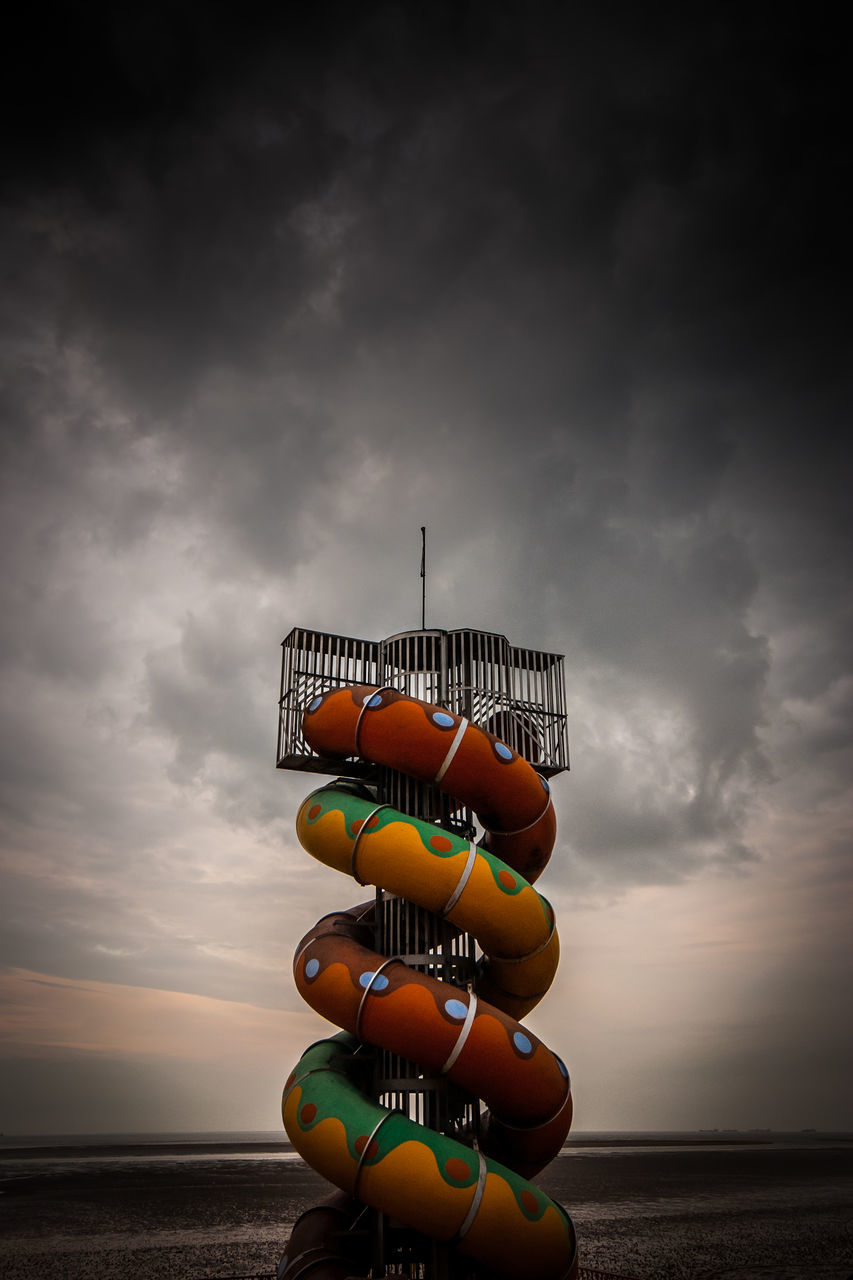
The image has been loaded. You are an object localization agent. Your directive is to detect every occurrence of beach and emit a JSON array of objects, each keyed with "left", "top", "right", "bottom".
[{"left": 1, "top": 1136, "right": 850, "bottom": 1279}]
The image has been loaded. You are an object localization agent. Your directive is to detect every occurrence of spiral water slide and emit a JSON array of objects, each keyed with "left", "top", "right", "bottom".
[{"left": 279, "top": 686, "right": 578, "bottom": 1279}]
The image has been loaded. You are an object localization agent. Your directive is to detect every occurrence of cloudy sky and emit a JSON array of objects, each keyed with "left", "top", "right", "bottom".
[{"left": 1, "top": 4, "right": 850, "bottom": 1136}]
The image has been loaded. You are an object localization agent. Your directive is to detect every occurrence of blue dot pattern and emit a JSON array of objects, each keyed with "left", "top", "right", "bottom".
[
  {"left": 308, "top": 696, "right": 322, "bottom": 712},
  {"left": 305, "top": 958, "right": 320, "bottom": 979},
  {"left": 513, "top": 1032, "right": 533, "bottom": 1055},
  {"left": 444, "top": 998, "right": 468, "bottom": 1020},
  {"left": 360, "top": 971, "right": 390, "bottom": 991},
  {"left": 432, "top": 711, "right": 455, "bottom": 728},
  {"left": 495, "top": 742, "right": 513, "bottom": 760},
  {"left": 367, "top": 693, "right": 383, "bottom": 707}
]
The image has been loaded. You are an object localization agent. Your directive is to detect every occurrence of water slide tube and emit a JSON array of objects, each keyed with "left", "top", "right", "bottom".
[{"left": 280, "top": 685, "right": 578, "bottom": 1279}]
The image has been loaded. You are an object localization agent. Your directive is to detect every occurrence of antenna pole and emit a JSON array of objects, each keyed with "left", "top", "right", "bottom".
[{"left": 420, "top": 526, "right": 426, "bottom": 630}]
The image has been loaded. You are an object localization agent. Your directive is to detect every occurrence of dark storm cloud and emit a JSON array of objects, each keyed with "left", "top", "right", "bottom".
[
  {"left": 11, "top": 6, "right": 846, "bottom": 409},
  {"left": 5, "top": 2, "right": 847, "bottom": 877}
]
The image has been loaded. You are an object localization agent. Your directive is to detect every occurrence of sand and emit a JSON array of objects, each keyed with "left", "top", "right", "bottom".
[{"left": 1, "top": 1143, "right": 851, "bottom": 1279}]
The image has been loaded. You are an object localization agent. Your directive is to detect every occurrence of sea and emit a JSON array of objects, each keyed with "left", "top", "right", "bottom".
[
  {"left": 0, "top": 1129, "right": 304, "bottom": 1174},
  {"left": 1, "top": 1126, "right": 850, "bottom": 1171},
  {"left": 3, "top": 1126, "right": 849, "bottom": 1149}
]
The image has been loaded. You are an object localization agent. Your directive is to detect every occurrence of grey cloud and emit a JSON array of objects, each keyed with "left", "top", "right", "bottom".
[
  {"left": 144, "top": 606, "right": 271, "bottom": 785},
  {"left": 0, "top": 841, "right": 306, "bottom": 1011}
]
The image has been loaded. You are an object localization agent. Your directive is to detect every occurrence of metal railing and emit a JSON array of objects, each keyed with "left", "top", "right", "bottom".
[{"left": 277, "top": 627, "right": 569, "bottom": 779}]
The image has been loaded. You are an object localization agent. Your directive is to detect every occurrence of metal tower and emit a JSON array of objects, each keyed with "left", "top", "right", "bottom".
[{"left": 277, "top": 625, "right": 569, "bottom": 1277}]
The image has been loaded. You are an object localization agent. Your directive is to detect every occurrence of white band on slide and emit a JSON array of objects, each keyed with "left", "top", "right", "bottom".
[
  {"left": 488, "top": 780, "right": 552, "bottom": 837},
  {"left": 354, "top": 956, "right": 400, "bottom": 1039},
  {"left": 441, "top": 992, "right": 478, "bottom": 1074},
  {"left": 350, "top": 804, "right": 390, "bottom": 885},
  {"left": 490, "top": 1075, "right": 573, "bottom": 1132},
  {"left": 353, "top": 686, "right": 397, "bottom": 755},
  {"left": 434, "top": 717, "right": 469, "bottom": 784},
  {"left": 486, "top": 913, "right": 556, "bottom": 965},
  {"left": 441, "top": 842, "right": 478, "bottom": 917},
  {"left": 352, "top": 1110, "right": 398, "bottom": 1197},
  {"left": 455, "top": 1148, "right": 487, "bottom": 1241}
]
